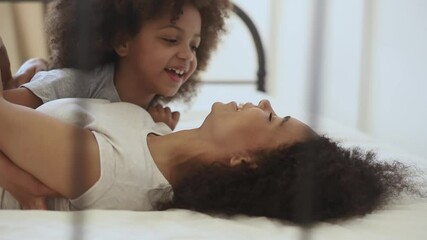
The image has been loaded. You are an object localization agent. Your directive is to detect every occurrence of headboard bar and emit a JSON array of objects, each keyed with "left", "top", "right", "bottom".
[{"left": 231, "top": 3, "right": 266, "bottom": 92}]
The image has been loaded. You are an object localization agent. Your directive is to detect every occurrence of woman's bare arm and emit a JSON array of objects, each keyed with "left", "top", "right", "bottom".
[
  {"left": 0, "top": 94, "right": 100, "bottom": 199},
  {"left": 0, "top": 37, "right": 12, "bottom": 89},
  {"left": 0, "top": 151, "right": 62, "bottom": 209}
]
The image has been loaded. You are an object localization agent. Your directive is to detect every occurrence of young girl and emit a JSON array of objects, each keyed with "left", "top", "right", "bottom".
[
  {"left": 0, "top": 81, "right": 416, "bottom": 224},
  {"left": 3, "top": 0, "right": 230, "bottom": 111},
  {"left": 1, "top": 0, "right": 230, "bottom": 208}
]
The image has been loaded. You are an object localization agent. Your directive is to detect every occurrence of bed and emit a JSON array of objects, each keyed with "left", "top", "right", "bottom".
[{"left": 1, "top": 85, "right": 427, "bottom": 240}]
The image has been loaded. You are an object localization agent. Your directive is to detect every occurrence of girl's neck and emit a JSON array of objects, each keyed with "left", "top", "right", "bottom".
[{"left": 113, "top": 62, "right": 155, "bottom": 109}]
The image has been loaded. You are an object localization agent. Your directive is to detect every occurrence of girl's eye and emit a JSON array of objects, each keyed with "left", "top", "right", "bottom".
[
  {"left": 191, "top": 46, "right": 198, "bottom": 53},
  {"left": 268, "top": 112, "right": 273, "bottom": 121}
]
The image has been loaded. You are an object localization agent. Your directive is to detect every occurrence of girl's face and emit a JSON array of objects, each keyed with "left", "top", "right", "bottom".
[
  {"left": 200, "top": 100, "right": 315, "bottom": 156},
  {"left": 119, "top": 4, "right": 201, "bottom": 98}
]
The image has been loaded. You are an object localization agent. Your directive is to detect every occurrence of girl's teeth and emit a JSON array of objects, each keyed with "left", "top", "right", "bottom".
[{"left": 168, "top": 68, "right": 185, "bottom": 76}]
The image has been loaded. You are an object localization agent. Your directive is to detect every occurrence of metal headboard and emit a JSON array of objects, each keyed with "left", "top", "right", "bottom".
[
  {"left": 232, "top": 3, "right": 267, "bottom": 92},
  {"left": 209, "top": 3, "right": 267, "bottom": 92}
]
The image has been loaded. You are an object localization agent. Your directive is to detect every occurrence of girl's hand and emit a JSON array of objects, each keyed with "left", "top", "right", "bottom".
[
  {"left": 148, "top": 104, "right": 180, "bottom": 131},
  {"left": 15, "top": 57, "right": 48, "bottom": 76},
  {"left": 4, "top": 58, "right": 48, "bottom": 90},
  {"left": 0, "top": 152, "right": 62, "bottom": 209},
  {"left": 0, "top": 36, "right": 46, "bottom": 90}
]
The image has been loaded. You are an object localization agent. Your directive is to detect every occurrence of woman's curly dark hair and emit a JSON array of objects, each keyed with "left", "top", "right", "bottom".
[
  {"left": 45, "top": 0, "right": 230, "bottom": 103},
  {"left": 158, "top": 136, "right": 420, "bottom": 224}
]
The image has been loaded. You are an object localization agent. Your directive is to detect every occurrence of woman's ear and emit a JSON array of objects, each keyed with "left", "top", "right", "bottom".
[{"left": 229, "top": 155, "right": 257, "bottom": 168}]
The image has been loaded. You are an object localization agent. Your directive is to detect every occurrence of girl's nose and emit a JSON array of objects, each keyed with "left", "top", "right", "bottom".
[{"left": 177, "top": 45, "right": 195, "bottom": 62}]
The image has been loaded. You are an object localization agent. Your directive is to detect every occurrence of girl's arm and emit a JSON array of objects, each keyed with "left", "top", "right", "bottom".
[
  {"left": 3, "top": 88, "right": 43, "bottom": 109},
  {"left": 0, "top": 92, "right": 100, "bottom": 199}
]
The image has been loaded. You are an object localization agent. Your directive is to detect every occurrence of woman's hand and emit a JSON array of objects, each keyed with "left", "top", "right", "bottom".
[
  {"left": 0, "top": 152, "right": 62, "bottom": 209},
  {"left": 148, "top": 104, "right": 180, "bottom": 131},
  {"left": 0, "top": 36, "right": 12, "bottom": 90}
]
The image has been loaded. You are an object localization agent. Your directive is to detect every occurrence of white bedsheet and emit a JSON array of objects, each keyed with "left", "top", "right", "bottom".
[
  {"left": 1, "top": 199, "right": 427, "bottom": 240},
  {"left": 1, "top": 85, "right": 426, "bottom": 240}
]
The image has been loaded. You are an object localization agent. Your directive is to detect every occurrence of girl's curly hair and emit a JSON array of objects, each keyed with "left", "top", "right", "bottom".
[
  {"left": 45, "top": 0, "right": 230, "bottom": 103},
  {"left": 158, "top": 136, "right": 419, "bottom": 224}
]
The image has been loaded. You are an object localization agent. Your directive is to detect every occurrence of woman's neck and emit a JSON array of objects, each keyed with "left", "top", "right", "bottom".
[
  {"left": 113, "top": 62, "right": 155, "bottom": 109},
  {"left": 146, "top": 129, "right": 220, "bottom": 185}
]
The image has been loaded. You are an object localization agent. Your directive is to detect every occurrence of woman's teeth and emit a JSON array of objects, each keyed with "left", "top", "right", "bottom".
[{"left": 237, "top": 103, "right": 244, "bottom": 111}]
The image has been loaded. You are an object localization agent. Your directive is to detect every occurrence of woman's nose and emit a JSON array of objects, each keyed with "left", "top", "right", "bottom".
[{"left": 258, "top": 99, "right": 272, "bottom": 110}]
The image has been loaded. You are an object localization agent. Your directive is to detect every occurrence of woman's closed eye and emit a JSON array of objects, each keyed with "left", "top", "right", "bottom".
[{"left": 162, "top": 38, "right": 177, "bottom": 43}]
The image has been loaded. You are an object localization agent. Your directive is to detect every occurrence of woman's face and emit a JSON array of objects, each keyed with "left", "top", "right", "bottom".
[{"left": 200, "top": 100, "right": 315, "bottom": 155}]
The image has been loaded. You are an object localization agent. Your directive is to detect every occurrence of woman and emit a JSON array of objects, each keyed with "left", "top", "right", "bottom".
[{"left": 0, "top": 77, "right": 414, "bottom": 224}]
